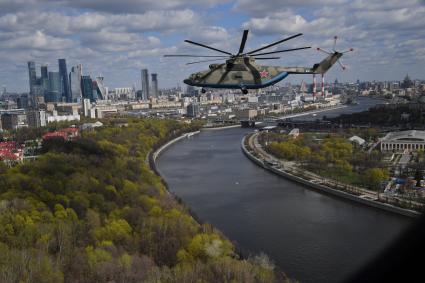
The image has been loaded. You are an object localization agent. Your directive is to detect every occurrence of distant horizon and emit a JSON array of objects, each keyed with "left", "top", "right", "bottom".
[
  {"left": 0, "top": 0, "right": 424, "bottom": 92},
  {"left": 1, "top": 64, "right": 423, "bottom": 95}
]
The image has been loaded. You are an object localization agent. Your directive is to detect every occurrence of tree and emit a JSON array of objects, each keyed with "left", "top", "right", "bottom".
[{"left": 363, "top": 168, "right": 389, "bottom": 190}]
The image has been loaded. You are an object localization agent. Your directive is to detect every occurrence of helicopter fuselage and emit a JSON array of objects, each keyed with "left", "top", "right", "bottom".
[
  {"left": 183, "top": 52, "right": 342, "bottom": 92},
  {"left": 183, "top": 57, "right": 290, "bottom": 90}
]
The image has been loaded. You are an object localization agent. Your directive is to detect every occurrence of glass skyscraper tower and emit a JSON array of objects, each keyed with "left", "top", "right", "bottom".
[
  {"left": 141, "top": 69, "right": 149, "bottom": 100},
  {"left": 151, "top": 73, "right": 158, "bottom": 97},
  {"left": 58, "top": 59, "right": 71, "bottom": 102},
  {"left": 70, "top": 64, "right": 82, "bottom": 102},
  {"left": 27, "top": 61, "right": 37, "bottom": 94}
]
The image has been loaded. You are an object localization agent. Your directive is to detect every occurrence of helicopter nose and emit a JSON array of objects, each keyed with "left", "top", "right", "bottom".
[{"left": 183, "top": 79, "right": 192, "bottom": 85}]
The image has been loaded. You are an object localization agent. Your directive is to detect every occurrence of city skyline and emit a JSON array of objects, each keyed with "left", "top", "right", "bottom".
[{"left": 0, "top": 0, "right": 424, "bottom": 92}]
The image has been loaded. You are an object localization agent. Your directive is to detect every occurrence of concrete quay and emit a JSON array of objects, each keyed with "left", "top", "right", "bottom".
[{"left": 242, "top": 133, "right": 421, "bottom": 218}]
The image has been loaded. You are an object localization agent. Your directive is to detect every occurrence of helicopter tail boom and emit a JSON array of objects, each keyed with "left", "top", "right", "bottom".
[
  {"left": 282, "top": 52, "right": 343, "bottom": 75},
  {"left": 311, "top": 52, "right": 343, "bottom": 74}
]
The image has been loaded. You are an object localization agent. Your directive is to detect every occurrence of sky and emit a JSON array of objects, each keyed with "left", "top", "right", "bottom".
[{"left": 0, "top": 0, "right": 424, "bottom": 92}]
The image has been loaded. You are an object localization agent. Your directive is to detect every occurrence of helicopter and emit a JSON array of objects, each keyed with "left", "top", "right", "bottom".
[{"left": 164, "top": 30, "right": 353, "bottom": 94}]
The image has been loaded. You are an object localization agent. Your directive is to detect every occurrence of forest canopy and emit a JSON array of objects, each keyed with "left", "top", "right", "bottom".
[{"left": 0, "top": 119, "right": 282, "bottom": 283}]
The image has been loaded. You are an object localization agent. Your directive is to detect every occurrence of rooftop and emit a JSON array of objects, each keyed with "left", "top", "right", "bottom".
[{"left": 382, "top": 130, "right": 425, "bottom": 142}]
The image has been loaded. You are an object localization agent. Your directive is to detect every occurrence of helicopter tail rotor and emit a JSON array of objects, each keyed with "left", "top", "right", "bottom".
[{"left": 314, "top": 36, "right": 353, "bottom": 73}]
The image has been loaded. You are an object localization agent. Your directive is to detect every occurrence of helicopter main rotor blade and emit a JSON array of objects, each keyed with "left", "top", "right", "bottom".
[
  {"left": 253, "top": 57, "right": 281, "bottom": 60},
  {"left": 250, "top": 46, "right": 311, "bottom": 56},
  {"left": 186, "top": 58, "right": 225, "bottom": 65},
  {"left": 184, "top": 40, "right": 233, "bottom": 55},
  {"left": 246, "top": 33, "right": 303, "bottom": 55},
  {"left": 164, "top": 54, "right": 229, "bottom": 58},
  {"left": 237, "top": 29, "right": 249, "bottom": 55}
]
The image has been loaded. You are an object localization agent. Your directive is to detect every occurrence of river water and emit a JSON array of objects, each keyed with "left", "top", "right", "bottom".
[{"left": 157, "top": 98, "right": 413, "bottom": 283}]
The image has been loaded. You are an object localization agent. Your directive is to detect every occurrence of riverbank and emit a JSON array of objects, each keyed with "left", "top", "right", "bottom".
[
  {"left": 241, "top": 133, "right": 420, "bottom": 218},
  {"left": 202, "top": 124, "right": 241, "bottom": 130},
  {"left": 277, "top": 104, "right": 348, "bottom": 120},
  {"left": 148, "top": 129, "right": 290, "bottom": 281},
  {"left": 152, "top": 131, "right": 201, "bottom": 163},
  {"left": 148, "top": 130, "right": 205, "bottom": 222}
]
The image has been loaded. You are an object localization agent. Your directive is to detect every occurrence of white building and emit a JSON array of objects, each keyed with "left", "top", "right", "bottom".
[
  {"left": 380, "top": 130, "right": 425, "bottom": 151},
  {"left": 83, "top": 98, "right": 91, "bottom": 117},
  {"left": 47, "top": 111, "right": 80, "bottom": 123},
  {"left": 114, "top": 87, "right": 135, "bottom": 99},
  {"left": 349, "top": 135, "right": 366, "bottom": 146}
]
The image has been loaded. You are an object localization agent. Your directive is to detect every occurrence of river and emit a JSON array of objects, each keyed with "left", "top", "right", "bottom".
[
  {"left": 156, "top": 98, "right": 413, "bottom": 283},
  {"left": 290, "top": 96, "right": 385, "bottom": 121}
]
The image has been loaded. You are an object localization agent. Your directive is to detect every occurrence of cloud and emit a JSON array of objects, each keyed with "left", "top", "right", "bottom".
[
  {"left": 0, "top": 0, "right": 424, "bottom": 92},
  {"left": 64, "top": 0, "right": 229, "bottom": 13},
  {"left": 0, "top": 0, "right": 229, "bottom": 14},
  {"left": 242, "top": 10, "right": 308, "bottom": 35},
  {"left": 0, "top": 9, "right": 199, "bottom": 35},
  {"left": 0, "top": 30, "right": 75, "bottom": 50},
  {"left": 80, "top": 30, "right": 161, "bottom": 52},
  {"left": 233, "top": 0, "right": 347, "bottom": 15}
]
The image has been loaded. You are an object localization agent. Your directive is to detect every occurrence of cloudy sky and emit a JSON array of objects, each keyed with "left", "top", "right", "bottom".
[{"left": 0, "top": 0, "right": 424, "bottom": 92}]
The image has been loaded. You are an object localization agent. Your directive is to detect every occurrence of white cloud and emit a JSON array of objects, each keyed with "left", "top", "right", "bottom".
[
  {"left": 233, "top": 0, "right": 347, "bottom": 15},
  {"left": 0, "top": 0, "right": 424, "bottom": 91},
  {"left": 0, "top": 30, "right": 75, "bottom": 50}
]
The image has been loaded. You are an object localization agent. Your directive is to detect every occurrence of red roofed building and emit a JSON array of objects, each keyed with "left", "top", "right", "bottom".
[
  {"left": 0, "top": 141, "right": 24, "bottom": 162},
  {"left": 42, "top": 127, "right": 79, "bottom": 141},
  {"left": 42, "top": 131, "right": 68, "bottom": 141},
  {"left": 59, "top": 127, "right": 79, "bottom": 139}
]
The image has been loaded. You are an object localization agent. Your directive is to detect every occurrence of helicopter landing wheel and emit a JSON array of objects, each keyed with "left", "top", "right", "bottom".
[
  {"left": 201, "top": 88, "right": 206, "bottom": 94},
  {"left": 241, "top": 88, "right": 248, "bottom": 94}
]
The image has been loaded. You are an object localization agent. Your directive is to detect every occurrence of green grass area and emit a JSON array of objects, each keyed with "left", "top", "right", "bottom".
[{"left": 262, "top": 131, "right": 388, "bottom": 191}]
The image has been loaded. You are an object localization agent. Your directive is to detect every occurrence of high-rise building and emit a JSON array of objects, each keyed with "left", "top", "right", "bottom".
[
  {"left": 151, "top": 73, "right": 158, "bottom": 97},
  {"left": 81, "top": 76, "right": 94, "bottom": 101},
  {"left": 141, "top": 69, "right": 149, "bottom": 100},
  {"left": 83, "top": 98, "right": 91, "bottom": 117},
  {"left": 40, "top": 65, "right": 49, "bottom": 94},
  {"left": 41, "top": 65, "right": 48, "bottom": 79},
  {"left": 69, "top": 64, "right": 82, "bottom": 102},
  {"left": 95, "top": 76, "right": 107, "bottom": 100},
  {"left": 27, "top": 110, "right": 46, "bottom": 128},
  {"left": 1, "top": 113, "right": 19, "bottom": 131},
  {"left": 186, "top": 85, "right": 197, "bottom": 97},
  {"left": 27, "top": 61, "right": 37, "bottom": 93},
  {"left": 47, "top": 71, "right": 61, "bottom": 102},
  {"left": 17, "top": 94, "right": 29, "bottom": 109},
  {"left": 58, "top": 59, "right": 71, "bottom": 102},
  {"left": 187, "top": 103, "right": 200, "bottom": 118}
]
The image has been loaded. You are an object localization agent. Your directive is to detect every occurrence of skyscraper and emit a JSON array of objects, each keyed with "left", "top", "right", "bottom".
[
  {"left": 81, "top": 75, "right": 94, "bottom": 101},
  {"left": 151, "top": 73, "right": 158, "bottom": 97},
  {"left": 47, "top": 72, "right": 61, "bottom": 102},
  {"left": 95, "top": 76, "right": 107, "bottom": 100},
  {"left": 40, "top": 65, "right": 48, "bottom": 79},
  {"left": 141, "top": 69, "right": 149, "bottom": 100},
  {"left": 58, "top": 59, "right": 71, "bottom": 102},
  {"left": 40, "top": 65, "right": 49, "bottom": 93},
  {"left": 27, "top": 61, "right": 37, "bottom": 94},
  {"left": 69, "top": 64, "right": 82, "bottom": 102}
]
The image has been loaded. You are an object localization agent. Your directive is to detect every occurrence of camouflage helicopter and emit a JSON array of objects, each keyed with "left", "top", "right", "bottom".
[{"left": 164, "top": 30, "right": 352, "bottom": 94}]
